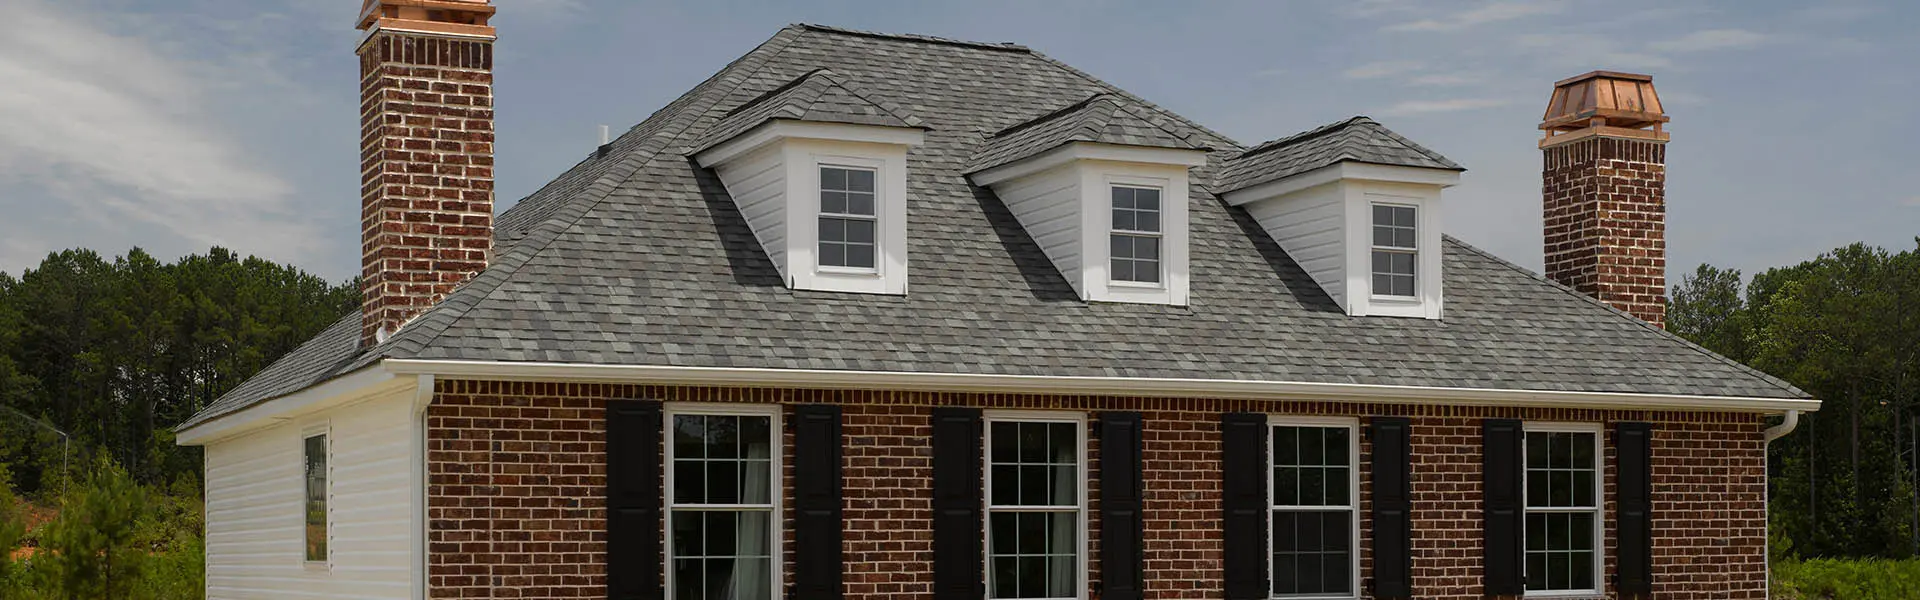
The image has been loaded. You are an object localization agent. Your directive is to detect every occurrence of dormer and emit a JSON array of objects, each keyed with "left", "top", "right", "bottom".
[
  {"left": 966, "top": 95, "right": 1210, "bottom": 305},
  {"left": 1219, "top": 117, "right": 1464, "bottom": 319},
  {"left": 691, "top": 69, "right": 927, "bottom": 295}
]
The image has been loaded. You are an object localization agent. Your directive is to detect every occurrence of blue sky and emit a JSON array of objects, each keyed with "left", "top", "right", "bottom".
[{"left": 0, "top": 0, "right": 1913, "bottom": 285}]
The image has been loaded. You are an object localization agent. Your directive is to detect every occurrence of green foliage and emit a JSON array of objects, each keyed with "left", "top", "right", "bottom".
[
  {"left": 39, "top": 457, "right": 146, "bottom": 598},
  {"left": 0, "top": 464, "right": 26, "bottom": 590},
  {"left": 1773, "top": 558, "right": 1920, "bottom": 599},
  {"left": 1670, "top": 239, "right": 1920, "bottom": 559}
]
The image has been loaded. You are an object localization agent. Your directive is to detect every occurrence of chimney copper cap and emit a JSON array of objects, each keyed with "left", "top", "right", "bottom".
[
  {"left": 358, "top": 0, "right": 496, "bottom": 38},
  {"left": 1540, "top": 70, "right": 1668, "bottom": 142}
]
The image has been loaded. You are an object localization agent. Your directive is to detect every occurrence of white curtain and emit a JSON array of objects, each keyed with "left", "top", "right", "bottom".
[{"left": 724, "top": 435, "right": 772, "bottom": 600}]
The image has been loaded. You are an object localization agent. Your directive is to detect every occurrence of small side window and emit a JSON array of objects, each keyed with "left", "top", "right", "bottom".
[
  {"left": 303, "top": 433, "right": 329, "bottom": 563},
  {"left": 1370, "top": 204, "right": 1417, "bottom": 298}
]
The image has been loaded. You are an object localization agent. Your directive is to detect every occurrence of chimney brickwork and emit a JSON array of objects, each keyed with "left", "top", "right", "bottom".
[
  {"left": 1539, "top": 71, "right": 1670, "bottom": 328},
  {"left": 356, "top": 1, "right": 497, "bottom": 347}
]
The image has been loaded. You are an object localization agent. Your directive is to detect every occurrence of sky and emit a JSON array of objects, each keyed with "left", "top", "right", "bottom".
[{"left": 0, "top": 0, "right": 1914, "bottom": 286}]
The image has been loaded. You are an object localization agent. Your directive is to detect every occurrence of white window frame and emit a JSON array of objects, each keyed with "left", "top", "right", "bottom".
[
  {"left": 300, "top": 424, "right": 331, "bottom": 569},
  {"left": 816, "top": 163, "right": 881, "bottom": 274},
  {"left": 1107, "top": 183, "right": 1166, "bottom": 289},
  {"left": 663, "top": 403, "right": 784, "bottom": 600},
  {"left": 1521, "top": 421, "right": 1605, "bottom": 598},
  {"left": 1266, "top": 415, "right": 1361, "bottom": 600},
  {"left": 1368, "top": 202, "right": 1418, "bottom": 301},
  {"left": 982, "top": 410, "right": 1089, "bottom": 600}
]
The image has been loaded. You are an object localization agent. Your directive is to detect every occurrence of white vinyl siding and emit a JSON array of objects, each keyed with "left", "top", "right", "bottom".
[
  {"left": 714, "top": 147, "right": 789, "bottom": 282},
  {"left": 202, "top": 391, "right": 417, "bottom": 599},
  {"left": 994, "top": 166, "right": 1085, "bottom": 295},
  {"left": 1242, "top": 182, "right": 1346, "bottom": 307}
]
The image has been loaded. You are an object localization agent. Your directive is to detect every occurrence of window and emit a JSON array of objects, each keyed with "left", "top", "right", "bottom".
[
  {"left": 819, "top": 166, "right": 878, "bottom": 270},
  {"left": 1370, "top": 204, "right": 1417, "bottom": 298},
  {"left": 668, "top": 408, "right": 779, "bottom": 600},
  {"left": 302, "top": 432, "right": 328, "bottom": 563},
  {"left": 1523, "top": 425, "right": 1602, "bottom": 595},
  {"left": 1269, "top": 418, "right": 1358, "bottom": 598},
  {"left": 1110, "top": 186, "right": 1162, "bottom": 284},
  {"left": 986, "top": 416, "right": 1085, "bottom": 600}
]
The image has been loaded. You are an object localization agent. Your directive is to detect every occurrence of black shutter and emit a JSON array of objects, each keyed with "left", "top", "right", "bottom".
[
  {"left": 1221, "top": 412, "right": 1269, "bottom": 600},
  {"left": 931, "top": 407, "right": 984, "bottom": 600},
  {"left": 606, "top": 399, "right": 663, "bottom": 600},
  {"left": 1616, "top": 422, "right": 1655, "bottom": 597},
  {"left": 1482, "top": 418, "right": 1524, "bottom": 596},
  {"left": 1099, "top": 412, "right": 1145, "bottom": 600},
  {"left": 794, "top": 405, "right": 845, "bottom": 600},
  {"left": 1369, "top": 417, "right": 1414, "bottom": 599}
]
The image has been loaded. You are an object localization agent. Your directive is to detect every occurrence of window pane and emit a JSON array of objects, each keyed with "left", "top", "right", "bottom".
[
  {"left": 1274, "top": 467, "right": 1299, "bottom": 506},
  {"left": 704, "top": 510, "right": 737, "bottom": 557},
  {"left": 821, "top": 190, "right": 847, "bottom": 215},
  {"left": 304, "top": 435, "right": 327, "bottom": 562},
  {"left": 819, "top": 242, "right": 846, "bottom": 268},
  {"left": 707, "top": 461, "right": 740, "bottom": 504},
  {"left": 1526, "top": 513, "right": 1547, "bottom": 551},
  {"left": 992, "top": 465, "right": 1019, "bottom": 506},
  {"left": 1551, "top": 433, "right": 1573, "bottom": 469},
  {"left": 1134, "top": 188, "right": 1160, "bottom": 211},
  {"left": 673, "top": 559, "right": 704, "bottom": 600},
  {"left": 1137, "top": 208, "right": 1160, "bottom": 233},
  {"left": 819, "top": 217, "right": 846, "bottom": 244},
  {"left": 848, "top": 192, "right": 875, "bottom": 216},
  {"left": 1527, "top": 470, "right": 1548, "bottom": 507},
  {"left": 1112, "top": 186, "right": 1134, "bottom": 209},
  {"left": 1571, "top": 433, "right": 1594, "bottom": 469},
  {"left": 821, "top": 167, "right": 846, "bottom": 190},
  {"left": 1373, "top": 225, "right": 1393, "bottom": 247},
  {"left": 847, "top": 168, "right": 875, "bottom": 193},
  {"left": 1275, "top": 426, "right": 1298, "bottom": 465},
  {"left": 1113, "top": 208, "right": 1136, "bottom": 232},
  {"left": 1570, "top": 550, "right": 1595, "bottom": 590},
  {"left": 1325, "top": 466, "right": 1350, "bottom": 506},
  {"left": 991, "top": 512, "right": 1018, "bottom": 554},
  {"left": 1547, "top": 551, "right": 1570, "bottom": 590},
  {"left": 1527, "top": 432, "right": 1548, "bottom": 469},
  {"left": 1300, "top": 427, "right": 1324, "bottom": 465},
  {"left": 1372, "top": 204, "right": 1391, "bottom": 226},
  {"left": 1324, "top": 428, "right": 1348, "bottom": 466},
  {"left": 674, "top": 460, "right": 707, "bottom": 504},
  {"left": 1136, "top": 237, "right": 1159, "bottom": 261},
  {"left": 1018, "top": 423, "right": 1048, "bottom": 462},
  {"left": 847, "top": 241, "right": 876, "bottom": 268},
  {"left": 1111, "top": 235, "right": 1133, "bottom": 260},
  {"left": 991, "top": 557, "right": 1020, "bottom": 599},
  {"left": 1299, "top": 468, "right": 1324, "bottom": 506},
  {"left": 1372, "top": 251, "right": 1391, "bottom": 274},
  {"left": 1573, "top": 471, "right": 1594, "bottom": 507},
  {"left": 1570, "top": 512, "right": 1595, "bottom": 551},
  {"left": 1392, "top": 274, "right": 1414, "bottom": 297},
  {"left": 992, "top": 423, "right": 1018, "bottom": 463},
  {"left": 1526, "top": 551, "right": 1547, "bottom": 591},
  {"left": 673, "top": 512, "right": 703, "bottom": 557},
  {"left": 1018, "top": 465, "right": 1050, "bottom": 505},
  {"left": 1389, "top": 252, "right": 1414, "bottom": 275},
  {"left": 1392, "top": 227, "right": 1415, "bottom": 248},
  {"left": 1372, "top": 273, "right": 1391, "bottom": 294}
]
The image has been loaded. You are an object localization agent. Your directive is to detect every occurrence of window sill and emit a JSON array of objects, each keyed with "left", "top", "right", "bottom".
[
  {"left": 816, "top": 266, "right": 880, "bottom": 277},
  {"left": 1522, "top": 591, "right": 1605, "bottom": 599},
  {"left": 303, "top": 561, "right": 331, "bottom": 573},
  {"left": 1109, "top": 280, "right": 1165, "bottom": 289},
  {"left": 1368, "top": 295, "right": 1420, "bottom": 304}
]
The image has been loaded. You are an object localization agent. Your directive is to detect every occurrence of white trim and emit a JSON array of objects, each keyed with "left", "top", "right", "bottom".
[
  {"left": 1367, "top": 201, "right": 1419, "bottom": 302},
  {"left": 1106, "top": 180, "right": 1168, "bottom": 289},
  {"left": 813, "top": 159, "right": 884, "bottom": 276},
  {"left": 175, "top": 366, "right": 408, "bottom": 445},
  {"left": 693, "top": 120, "right": 925, "bottom": 168},
  {"left": 300, "top": 425, "right": 333, "bottom": 570},
  {"left": 378, "top": 359, "right": 1821, "bottom": 414},
  {"left": 662, "top": 402, "right": 784, "bottom": 600},
  {"left": 969, "top": 142, "right": 1208, "bottom": 186},
  {"left": 981, "top": 410, "right": 1089, "bottom": 600},
  {"left": 1221, "top": 162, "right": 1461, "bottom": 206},
  {"left": 1265, "top": 415, "right": 1361, "bottom": 600},
  {"left": 410, "top": 374, "right": 433, "bottom": 600},
  {"left": 1520, "top": 422, "right": 1605, "bottom": 597}
]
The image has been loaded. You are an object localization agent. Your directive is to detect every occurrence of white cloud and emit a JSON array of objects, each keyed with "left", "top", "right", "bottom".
[
  {"left": 1379, "top": 98, "right": 1511, "bottom": 116},
  {"left": 1384, "top": 1, "right": 1565, "bottom": 33},
  {"left": 0, "top": 1, "right": 317, "bottom": 265},
  {"left": 1343, "top": 60, "right": 1426, "bottom": 80},
  {"left": 1649, "top": 29, "right": 1768, "bottom": 53}
]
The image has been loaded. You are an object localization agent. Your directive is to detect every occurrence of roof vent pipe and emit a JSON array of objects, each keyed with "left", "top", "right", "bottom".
[{"left": 597, "top": 125, "right": 612, "bottom": 158}]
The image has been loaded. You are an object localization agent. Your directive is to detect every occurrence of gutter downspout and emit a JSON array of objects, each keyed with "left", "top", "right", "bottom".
[
  {"left": 410, "top": 374, "right": 435, "bottom": 600},
  {"left": 1762, "top": 409, "right": 1801, "bottom": 596}
]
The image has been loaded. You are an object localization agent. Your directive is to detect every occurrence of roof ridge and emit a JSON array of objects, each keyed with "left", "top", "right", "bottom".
[
  {"left": 718, "top": 67, "right": 832, "bottom": 120},
  {"left": 808, "top": 68, "right": 927, "bottom": 129},
  {"left": 794, "top": 23, "right": 1030, "bottom": 52},
  {"left": 1442, "top": 235, "right": 1810, "bottom": 398},
  {"left": 1239, "top": 115, "right": 1373, "bottom": 158},
  {"left": 987, "top": 93, "right": 1112, "bottom": 138},
  {"left": 1105, "top": 96, "right": 1212, "bottom": 151},
  {"left": 1023, "top": 51, "right": 1244, "bottom": 152}
]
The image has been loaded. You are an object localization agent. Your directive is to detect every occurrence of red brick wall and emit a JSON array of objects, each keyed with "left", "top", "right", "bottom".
[
  {"left": 1542, "top": 135, "right": 1668, "bottom": 327},
  {"left": 426, "top": 381, "right": 1765, "bottom": 599},
  {"left": 357, "top": 32, "right": 496, "bottom": 347}
]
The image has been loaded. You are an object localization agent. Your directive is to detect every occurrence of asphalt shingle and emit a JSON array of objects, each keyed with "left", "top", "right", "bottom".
[{"left": 178, "top": 24, "right": 1804, "bottom": 431}]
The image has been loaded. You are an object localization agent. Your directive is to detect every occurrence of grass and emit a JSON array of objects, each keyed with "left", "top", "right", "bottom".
[{"left": 1773, "top": 558, "right": 1920, "bottom": 599}]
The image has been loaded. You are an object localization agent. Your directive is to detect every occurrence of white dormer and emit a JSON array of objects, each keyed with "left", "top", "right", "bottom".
[
  {"left": 1218, "top": 117, "right": 1464, "bottom": 319},
  {"left": 966, "top": 95, "right": 1211, "bottom": 306},
  {"left": 690, "top": 70, "right": 926, "bottom": 295}
]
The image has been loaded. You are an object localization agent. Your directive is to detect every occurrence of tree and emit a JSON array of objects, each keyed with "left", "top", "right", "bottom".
[{"left": 39, "top": 458, "right": 146, "bottom": 599}]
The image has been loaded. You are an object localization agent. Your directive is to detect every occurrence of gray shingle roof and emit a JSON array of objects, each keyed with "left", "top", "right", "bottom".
[
  {"left": 178, "top": 24, "right": 1805, "bottom": 431},
  {"left": 689, "top": 68, "right": 926, "bottom": 155},
  {"left": 1217, "top": 116, "right": 1464, "bottom": 194},
  {"left": 966, "top": 93, "right": 1209, "bottom": 173}
]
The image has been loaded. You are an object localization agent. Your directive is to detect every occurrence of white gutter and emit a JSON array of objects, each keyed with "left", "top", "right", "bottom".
[
  {"left": 1763, "top": 409, "right": 1801, "bottom": 593},
  {"left": 174, "top": 366, "right": 407, "bottom": 446},
  {"left": 409, "top": 374, "right": 434, "bottom": 600},
  {"left": 382, "top": 359, "right": 1820, "bottom": 414}
]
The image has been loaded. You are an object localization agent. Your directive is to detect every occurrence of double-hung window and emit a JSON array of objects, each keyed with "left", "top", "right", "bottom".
[
  {"left": 819, "top": 166, "right": 878, "bottom": 270},
  {"left": 1110, "top": 186, "right": 1163, "bottom": 284},
  {"left": 667, "top": 406, "right": 779, "bottom": 600},
  {"left": 1370, "top": 204, "right": 1417, "bottom": 298},
  {"left": 302, "top": 431, "right": 329, "bottom": 564},
  {"left": 1269, "top": 418, "right": 1359, "bottom": 598},
  {"left": 986, "top": 414, "right": 1086, "bottom": 600},
  {"left": 1523, "top": 424, "right": 1602, "bottom": 595}
]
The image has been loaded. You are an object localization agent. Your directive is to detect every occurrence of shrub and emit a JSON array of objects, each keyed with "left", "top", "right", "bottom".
[{"left": 1774, "top": 558, "right": 1920, "bottom": 599}]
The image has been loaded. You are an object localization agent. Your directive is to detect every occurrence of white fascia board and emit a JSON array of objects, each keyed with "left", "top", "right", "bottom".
[
  {"left": 383, "top": 358, "right": 1822, "bottom": 415},
  {"left": 695, "top": 120, "right": 925, "bottom": 168},
  {"left": 970, "top": 142, "right": 1209, "bottom": 187},
  {"left": 1223, "top": 162, "right": 1462, "bottom": 206},
  {"left": 173, "top": 366, "right": 413, "bottom": 446}
]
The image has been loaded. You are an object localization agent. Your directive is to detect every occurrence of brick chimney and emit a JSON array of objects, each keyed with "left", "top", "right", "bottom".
[
  {"left": 1540, "top": 71, "right": 1669, "bottom": 327},
  {"left": 355, "top": 0, "right": 497, "bottom": 346}
]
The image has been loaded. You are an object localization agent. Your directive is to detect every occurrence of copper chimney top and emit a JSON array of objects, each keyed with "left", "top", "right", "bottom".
[
  {"left": 1539, "top": 70, "right": 1668, "bottom": 147},
  {"left": 357, "top": 0, "right": 496, "bottom": 38}
]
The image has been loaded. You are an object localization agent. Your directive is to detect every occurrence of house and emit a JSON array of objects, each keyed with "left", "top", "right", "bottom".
[{"left": 174, "top": 2, "right": 1818, "bottom": 599}]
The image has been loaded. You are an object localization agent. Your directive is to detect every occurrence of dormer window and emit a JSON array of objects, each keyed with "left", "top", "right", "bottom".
[
  {"left": 819, "top": 166, "right": 878, "bottom": 270},
  {"left": 1109, "top": 185, "right": 1163, "bottom": 285},
  {"left": 1370, "top": 204, "right": 1417, "bottom": 298}
]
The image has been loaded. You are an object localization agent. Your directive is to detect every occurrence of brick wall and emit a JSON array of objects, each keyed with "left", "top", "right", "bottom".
[
  {"left": 357, "top": 32, "right": 496, "bottom": 347},
  {"left": 426, "top": 381, "right": 1765, "bottom": 599},
  {"left": 1542, "top": 135, "right": 1668, "bottom": 327}
]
